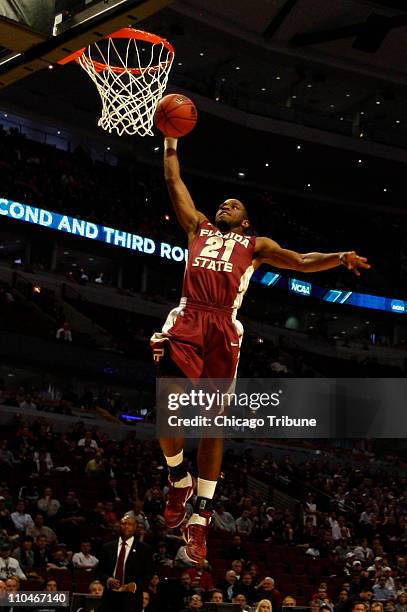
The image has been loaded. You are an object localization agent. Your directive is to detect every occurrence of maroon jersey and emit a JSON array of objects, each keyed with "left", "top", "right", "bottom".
[{"left": 183, "top": 220, "right": 256, "bottom": 310}]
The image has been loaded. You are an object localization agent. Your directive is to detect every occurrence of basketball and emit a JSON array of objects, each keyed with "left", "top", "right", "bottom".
[{"left": 154, "top": 94, "right": 198, "bottom": 137}]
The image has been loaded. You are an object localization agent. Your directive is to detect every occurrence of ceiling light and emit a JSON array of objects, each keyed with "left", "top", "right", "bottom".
[
  {"left": 396, "top": 120, "right": 401, "bottom": 124},
  {"left": 358, "top": 159, "right": 362, "bottom": 164},
  {"left": 164, "top": 214, "right": 170, "bottom": 221},
  {"left": 261, "top": 87, "right": 267, "bottom": 92},
  {"left": 4, "top": 114, "right": 7, "bottom": 118},
  {"left": 235, "top": 66, "right": 240, "bottom": 70},
  {"left": 215, "top": 96, "right": 220, "bottom": 102},
  {"left": 360, "top": 111, "right": 365, "bottom": 115},
  {"left": 106, "top": 146, "right": 110, "bottom": 151},
  {"left": 221, "top": 77, "right": 226, "bottom": 82},
  {"left": 340, "top": 117, "right": 344, "bottom": 121},
  {"left": 365, "top": 321, "right": 370, "bottom": 324},
  {"left": 330, "top": 104, "right": 335, "bottom": 108},
  {"left": 177, "top": 62, "right": 183, "bottom": 66},
  {"left": 307, "top": 84, "right": 312, "bottom": 88},
  {"left": 376, "top": 100, "right": 381, "bottom": 105},
  {"left": 276, "top": 76, "right": 281, "bottom": 80},
  {"left": 306, "top": 183, "right": 311, "bottom": 188},
  {"left": 238, "top": 172, "right": 245, "bottom": 178},
  {"left": 383, "top": 188, "right": 387, "bottom": 192},
  {"left": 297, "top": 145, "right": 301, "bottom": 150},
  {"left": 199, "top": 52, "right": 204, "bottom": 56},
  {"left": 265, "top": 163, "right": 269, "bottom": 167},
  {"left": 154, "top": 146, "right": 159, "bottom": 152},
  {"left": 88, "top": 257, "right": 94, "bottom": 261},
  {"left": 48, "top": 64, "right": 54, "bottom": 70},
  {"left": 57, "top": 130, "right": 61, "bottom": 135},
  {"left": 345, "top": 93, "right": 350, "bottom": 97},
  {"left": 292, "top": 95, "right": 297, "bottom": 99}
]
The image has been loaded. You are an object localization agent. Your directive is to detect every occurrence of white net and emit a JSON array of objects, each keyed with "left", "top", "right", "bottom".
[{"left": 77, "top": 29, "right": 174, "bottom": 137}]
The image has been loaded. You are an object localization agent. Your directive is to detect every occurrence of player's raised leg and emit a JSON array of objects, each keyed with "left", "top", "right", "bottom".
[{"left": 184, "top": 438, "right": 223, "bottom": 563}]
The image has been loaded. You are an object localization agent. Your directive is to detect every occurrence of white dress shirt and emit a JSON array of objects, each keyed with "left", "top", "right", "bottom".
[{"left": 114, "top": 536, "right": 135, "bottom": 579}]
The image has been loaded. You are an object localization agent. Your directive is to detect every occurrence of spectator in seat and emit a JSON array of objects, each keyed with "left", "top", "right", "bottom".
[
  {"left": 373, "top": 576, "right": 396, "bottom": 601},
  {"left": 184, "top": 594, "right": 203, "bottom": 611},
  {"left": 0, "top": 579, "right": 6, "bottom": 597},
  {"left": 142, "top": 591, "right": 151, "bottom": 612},
  {"left": 225, "top": 534, "right": 247, "bottom": 562},
  {"left": 334, "top": 590, "right": 350, "bottom": 612},
  {"left": 0, "top": 497, "right": 13, "bottom": 533},
  {"left": 235, "top": 510, "right": 253, "bottom": 536},
  {"left": 32, "top": 535, "right": 51, "bottom": 567},
  {"left": 103, "top": 502, "right": 118, "bottom": 526},
  {"left": 47, "top": 547, "right": 70, "bottom": 570},
  {"left": 72, "top": 541, "right": 99, "bottom": 570},
  {"left": 396, "top": 594, "right": 407, "bottom": 612},
  {"left": 233, "top": 593, "right": 251, "bottom": 611},
  {"left": 152, "top": 542, "right": 173, "bottom": 567},
  {"left": 56, "top": 322, "right": 72, "bottom": 342},
  {"left": 0, "top": 544, "right": 26, "bottom": 581},
  {"left": 37, "top": 488, "right": 61, "bottom": 519},
  {"left": 209, "top": 591, "right": 224, "bottom": 603},
  {"left": 0, "top": 442, "right": 16, "bottom": 471},
  {"left": 255, "top": 577, "right": 283, "bottom": 612},
  {"left": 186, "top": 564, "right": 214, "bottom": 593},
  {"left": 57, "top": 492, "right": 86, "bottom": 545},
  {"left": 212, "top": 503, "right": 236, "bottom": 534},
  {"left": 11, "top": 501, "right": 34, "bottom": 533},
  {"left": 5, "top": 575, "right": 21, "bottom": 593},
  {"left": 233, "top": 572, "right": 257, "bottom": 605},
  {"left": 282, "top": 596, "right": 297, "bottom": 607},
  {"left": 85, "top": 452, "right": 105, "bottom": 476},
  {"left": 254, "top": 600, "right": 272, "bottom": 612},
  {"left": 231, "top": 560, "right": 243, "bottom": 580},
  {"left": 77, "top": 431, "right": 98, "bottom": 450},
  {"left": 89, "top": 580, "right": 104, "bottom": 596},
  {"left": 126, "top": 501, "right": 150, "bottom": 534},
  {"left": 11, "top": 536, "right": 35, "bottom": 572},
  {"left": 354, "top": 539, "right": 374, "bottom": 564},
  {"left": 44, "top": 578, "right": 58, "bottom": 591},
  {"left": 370, "top": 604, "right": 383, "bottom": 612},
  {"left": 26, "top": 513, "right": 57, "bottom": 545},
  {"left": 217, "top": 570, "right": 237, "bottom": 602},
  {"left": 350, "top": 604, "right": 367, "bottom": 612}
]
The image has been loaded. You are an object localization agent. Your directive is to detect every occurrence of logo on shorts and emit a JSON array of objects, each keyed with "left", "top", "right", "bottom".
[{"left": 153, "top": 348, "right": 165, "bottom": 362}]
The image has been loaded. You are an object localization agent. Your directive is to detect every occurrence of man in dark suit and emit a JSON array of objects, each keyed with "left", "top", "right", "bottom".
[{"left": 98, "top": 515, "right": 153, "bottom": 612}]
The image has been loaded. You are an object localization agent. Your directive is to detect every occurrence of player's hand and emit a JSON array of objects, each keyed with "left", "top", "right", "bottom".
[
  {"left": 107, "top": 577, "right": 121, "bottom": 590},
  {"left": 339, "top": 251, "right": 371, "bottom": 276},
  {"left": 119, "top": 582, "right": 137, "bottom": 593}
]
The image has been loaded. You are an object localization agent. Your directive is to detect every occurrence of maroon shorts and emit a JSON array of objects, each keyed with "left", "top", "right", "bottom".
[{"left": 150, "top": 300, "right": 243, "bottom": 379}]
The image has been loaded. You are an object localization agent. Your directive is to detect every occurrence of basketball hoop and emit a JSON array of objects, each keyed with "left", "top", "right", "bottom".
[{"left": 59, "top": 28, "right": 175, "bottom": 137}]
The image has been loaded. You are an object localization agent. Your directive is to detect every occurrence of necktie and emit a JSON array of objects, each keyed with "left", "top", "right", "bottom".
[{"left": 115, "top": 541, "right": 127, "bottom": 584}]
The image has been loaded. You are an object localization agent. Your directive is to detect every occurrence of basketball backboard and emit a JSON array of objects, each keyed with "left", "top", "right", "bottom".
[{"left": 0, "top": 0, "right": 175, "bottom": 87}]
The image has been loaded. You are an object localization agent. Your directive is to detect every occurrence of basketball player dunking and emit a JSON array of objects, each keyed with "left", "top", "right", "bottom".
[{"left": 151, "top": 136, "right": 370, "bottom": 564}]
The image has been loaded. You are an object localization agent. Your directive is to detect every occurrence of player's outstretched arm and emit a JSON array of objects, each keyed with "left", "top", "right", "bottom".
[
  {"left": 255, "top": 237, "right": 370, "bottom": 276},
  {"left": 164, "top": 137, "right": 207, "bottom": 237}
]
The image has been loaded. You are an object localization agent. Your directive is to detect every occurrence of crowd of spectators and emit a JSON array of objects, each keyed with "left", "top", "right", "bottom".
[{"left": 0, "top": 413, "right": 405, "bottom": 612}]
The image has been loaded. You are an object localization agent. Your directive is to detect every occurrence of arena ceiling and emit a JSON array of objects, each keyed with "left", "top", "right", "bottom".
[
  {"left": 1, "top": 0, "right": 407, "bottom": 169},
  {"left": 0, "top": 0, "right": 407, "bottom": 150}
]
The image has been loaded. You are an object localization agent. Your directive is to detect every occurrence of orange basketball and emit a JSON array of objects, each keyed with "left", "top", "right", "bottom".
[{"left": 154, "top": 94, "right": 197, "bottom": 137}]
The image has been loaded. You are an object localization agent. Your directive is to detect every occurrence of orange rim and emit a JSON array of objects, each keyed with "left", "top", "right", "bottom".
[{"left": 57, "top": 27, "right": 175, "bottom": 73}]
